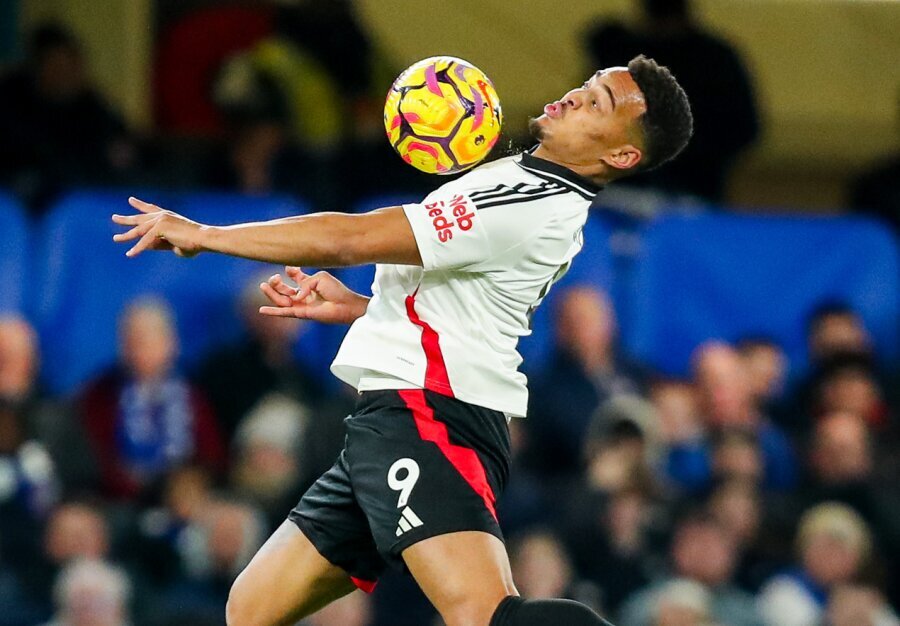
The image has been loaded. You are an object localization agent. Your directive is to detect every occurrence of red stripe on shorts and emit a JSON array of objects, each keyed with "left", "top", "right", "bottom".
[
  {"left": 398, "top": 389, "right": 498, "bottom": 522},
  {"left": 405, "top": 291, "right": 454, "bottom": 397},
  {"left": 350, "top": 576, "right": 377, "bottom": 594}
]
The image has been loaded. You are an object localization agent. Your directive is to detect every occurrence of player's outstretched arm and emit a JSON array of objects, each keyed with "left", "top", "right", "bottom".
[
  {"left": 111, "top": 197, "right": 423, "bottom": 267},
  {"left": 259, "top": 266, "right": 370, "bottom": 325}
]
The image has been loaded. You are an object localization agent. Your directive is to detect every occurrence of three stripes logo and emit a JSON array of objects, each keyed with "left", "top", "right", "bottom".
[{"left": 395, "top": 506, "right": 424, "bottom": 537}]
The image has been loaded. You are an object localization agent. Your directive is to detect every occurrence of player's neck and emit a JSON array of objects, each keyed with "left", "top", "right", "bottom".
[{"left": 531, "top": 144, "right": 613, "bottom": 186}]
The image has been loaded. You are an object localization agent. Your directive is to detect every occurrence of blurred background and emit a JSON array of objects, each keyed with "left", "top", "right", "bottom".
[{"left": 0, "top": 0, "right": 897, "bottom": 625}]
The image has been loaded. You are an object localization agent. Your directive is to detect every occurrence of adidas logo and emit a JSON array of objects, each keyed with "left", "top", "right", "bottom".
[{"left": 394, "top": 506, "right": 424, "bottom": 537}]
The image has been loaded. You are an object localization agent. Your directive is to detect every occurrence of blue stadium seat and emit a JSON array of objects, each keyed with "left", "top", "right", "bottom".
[
  {"left": 624, "top": 214, "right": 900, "bottom": 377},
  {"left": 518, "top": 214, "right": 615, "bottom": 370},
  {"left": 0, "top": 192, "right": 28, "bottom": 315},
  {"left": 34, "top": 190, "right": 306, "bottom": 394}
]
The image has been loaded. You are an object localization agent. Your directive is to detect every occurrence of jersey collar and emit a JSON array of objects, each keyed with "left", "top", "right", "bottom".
[{"left": 516, "top": 147, "right": 602, "bottom": 200}]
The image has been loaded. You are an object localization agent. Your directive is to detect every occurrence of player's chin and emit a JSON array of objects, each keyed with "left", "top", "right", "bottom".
[{"left": 527, "top": 116, "right": 547, "bottom": 141}]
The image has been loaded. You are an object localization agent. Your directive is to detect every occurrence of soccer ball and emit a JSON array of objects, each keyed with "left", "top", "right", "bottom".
[{"left": 384, "top": 56, "right": 502, "bottom": 175}]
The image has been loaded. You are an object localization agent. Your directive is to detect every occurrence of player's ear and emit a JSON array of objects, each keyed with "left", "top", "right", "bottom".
[{"left": 600, "top": 145, "right": 642, "bottom": 171}]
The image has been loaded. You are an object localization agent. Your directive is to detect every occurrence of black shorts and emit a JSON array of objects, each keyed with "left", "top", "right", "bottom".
[{"left": 289, "top": 389, "right": 511, "bottom": 591}]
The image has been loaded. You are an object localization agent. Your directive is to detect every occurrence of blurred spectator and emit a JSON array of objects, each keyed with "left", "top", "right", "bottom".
[
  {"left": 810, "top": 353, "right": 891, "bottom": 431},
  {"left": 665, "top": 342, "right": 797, "bottom": 493},
  {"left": 20, "top": 501, "right": 114, "bottom": 611},
  {"left": 558, "top": 397, "right": 664, "bottom": 613},
  {"left": 134, "top": 465, "right": 214, "bottom": 586},
  {"left": 827, "top": 585, "right": 900, "bottom": 626},
  {"left": 44, "top": 559, "right": 131, "bottom": 626},
  {"left": 566, "top": 486, "right": 659, "bottom": 615},
  {"left": 710, "top": 430, "right": 764, "bottom": 486},
  {"left": 526, "top": 287, "right": 647, "bottom": 475},
  {"left": 786, "top": 302, "right": 882, "bottom": 436},
  {"left": 650, "top": 380, "right": 704, "bottom": 451},
  {"left": 230, "top": 393, "right": 309, "bottom": 528},
  {"left": 802, "top": 411, "right": 900, "bottom": 575},
  {"left": 195, "top": 277, "right": 319, "bottom": 443},
  {"left": 510, "top": 529, "right": 601, "bottom": 612},
  {"left": 653, "top": 579, "right": 713, "bottom": 626},
  {"left": 44, "top": 502, "right": 110, "bottom": 567},
  {"left": 205, "top": 114, "right": 301, "bottom": 196},
  {"left": 511, "top": 529, "right": 575, "bottom": 600},
  {"left": 78, "top": 298, "right": 225, "bottom": 501},
  {"left": 584, "top": 395, "right": 660, "bottom": 495},
  {"left": 0, "top": 23, "right": 138, "bottom": 214},
  {"left": 0, "top": 316, "right": 96, "bottom": 493},
  {"left": 807, "top": 303, "right": 874, "bottom": 365},
  {"left": 0, "top": 400, "right": 59, "bottom": 522},
  {"left": 209, "top": 0, "right": 396, "bottom": 210},
  {"left": 0, "top": 393, "right": 60, "bottom": 577},
  {"left": 212, "top": 0, "right": 372, "bottom": 153},
  {"left": 757, "top": 503, "right": 874, "bottom": 626},
  {"left": 585, "top": 0, "right": 759, "bottom": 201},
  {"left": 153, "top": 4, "right": 275, "bottom": 136},
  {"left": 618, "top": 513, "right": 759, "bottom": 626},
  {"left": 737, "top": 337, "right": 788, "bottom": 421},
  {"left": 809, "top": 412, "right": 874, "bottom": 488},
  {"left": 303, "top": 591, "right": 373, "bottom": 626},
  {"left": 706, "top": 480, "right": 775, "bottom": 593},
  {"left": 158, "top": 499, "right": 266, "bottom": 624},
  {"left": 0, "top": 317, "right": 37, "bottom": 403}
]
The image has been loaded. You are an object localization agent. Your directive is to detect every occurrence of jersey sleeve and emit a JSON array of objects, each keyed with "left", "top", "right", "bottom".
[{"left": 402, "top": 187, "right": 544, "bottom": 272}]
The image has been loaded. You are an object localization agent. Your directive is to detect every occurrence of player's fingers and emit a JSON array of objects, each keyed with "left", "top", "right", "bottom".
[
  {"left": 128, "top": 197, "right": 160, "bottom": 213},
  {"left": 259, "top": 306, "right": 305, "bottom": 318},
  {"left": 259, "top": 282, "right": 293, "bottom": 307},
  {"left": 267, "top": 274, "right": 297, "bottom": 297},
  {"left": 113, "top": 220, "right": 155, "bottom": 242},
  {"left": 112, "top": 213, "right": 153, "bottom": 226},
  {"left": 294, "top": 276, "right": 321, "bottom": 303},
  {"left": 285, "top": 266, "right": 308, "bottom": 283},
  {"left": 125, "top": 225, "right": 160, "bottom": 257}
]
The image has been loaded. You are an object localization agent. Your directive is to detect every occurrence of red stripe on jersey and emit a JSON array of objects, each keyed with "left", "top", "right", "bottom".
[
  {"left": 350, "top": 576, "right": 377, "bottom": 593},
  {"left": 398, "top": 389, "right": 498, "bottom": 522},
  {"left": 405, "top": 291, "right": 454, "bottom": 397}
]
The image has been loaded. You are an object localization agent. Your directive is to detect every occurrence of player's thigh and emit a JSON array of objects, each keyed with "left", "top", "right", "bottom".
[
  {"left": 226, "top": 520, "right": 356, "bottom": 626},
  {"left": 403, "top": 530, "right": 518, "bottom": 626}
]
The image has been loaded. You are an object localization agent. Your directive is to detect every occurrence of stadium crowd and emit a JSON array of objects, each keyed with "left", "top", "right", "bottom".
[
  {"left": 0, "top": 284, "right": 897, "bottom": 625},
  {"left": 0, "top": 1, "right": 898, "bottom": 625}
]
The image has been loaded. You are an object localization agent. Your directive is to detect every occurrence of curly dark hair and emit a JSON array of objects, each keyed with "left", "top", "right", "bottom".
[{"left": 627, "top": 55, "right": 693, "bottom": 171}]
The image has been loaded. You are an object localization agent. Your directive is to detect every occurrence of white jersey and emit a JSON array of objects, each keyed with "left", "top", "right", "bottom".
[{"left": 330, "top": 151, "right": 599, "bottom": 417}]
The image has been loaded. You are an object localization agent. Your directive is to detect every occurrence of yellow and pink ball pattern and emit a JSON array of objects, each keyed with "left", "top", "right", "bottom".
[{"left": 384, "top": 56, "right": 502, "bottom": 175}]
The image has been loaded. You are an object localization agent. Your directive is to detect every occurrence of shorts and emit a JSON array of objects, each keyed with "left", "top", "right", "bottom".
[{"left": 289, "top": 388, "right": 511, "bottom": 591}]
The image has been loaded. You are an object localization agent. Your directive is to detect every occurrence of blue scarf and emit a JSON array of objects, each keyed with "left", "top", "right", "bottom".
[{"left": 116, "top": 378, "right": 194, "bottom": 481}]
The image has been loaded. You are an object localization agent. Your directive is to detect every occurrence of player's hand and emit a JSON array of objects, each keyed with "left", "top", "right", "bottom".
[
  {"left": 259, "top": 267, "right": 370, "bottom": 325},
  {"left": 112, "top": 197, "right": 206, "bottom": 258}
]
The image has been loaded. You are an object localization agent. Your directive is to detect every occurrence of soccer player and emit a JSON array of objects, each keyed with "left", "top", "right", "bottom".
[{"left": 113, "top": 55, "right": 692, "bottom": 626}]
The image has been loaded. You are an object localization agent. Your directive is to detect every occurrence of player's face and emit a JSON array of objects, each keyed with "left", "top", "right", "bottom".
[{"left": 530, "top": 68, "right": 647, "bottom": 174}]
